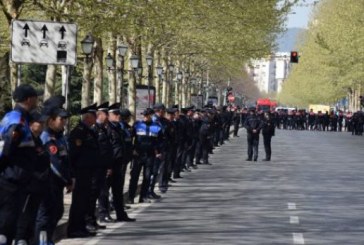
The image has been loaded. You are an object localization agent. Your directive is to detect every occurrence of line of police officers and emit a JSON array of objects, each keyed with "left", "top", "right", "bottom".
[
  {"left": 0, "top": 84, "right": 244, "bottom": 245},
  {"left": 273, "top": 109, "right": 364, "bottom": 134}
]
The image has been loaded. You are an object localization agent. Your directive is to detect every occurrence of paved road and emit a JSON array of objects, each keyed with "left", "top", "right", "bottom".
[{"left": 57, "top": 129, "right": 364, "bottom": 245}]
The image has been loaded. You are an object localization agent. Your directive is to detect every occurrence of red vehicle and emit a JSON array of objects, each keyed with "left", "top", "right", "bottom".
[{"left": 256, "top": 98, "right": 277, "bottom": 112}]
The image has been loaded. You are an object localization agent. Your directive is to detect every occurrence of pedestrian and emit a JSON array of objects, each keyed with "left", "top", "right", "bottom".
[
  {"left": 262, "top": 112, "right": 275, "bottom": 161},
  {"left": 0, "top": 84, "right": 41, "bottom": 245},
  {"left": 244, "top": 107, "right": 264, "bottom": 162}
]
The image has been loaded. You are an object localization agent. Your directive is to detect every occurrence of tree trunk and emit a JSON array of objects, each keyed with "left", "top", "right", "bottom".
[
  {"left": 93, "top": 37, "right": 104, "bottom": 105},
  {"left": 81, "top": 58, "right": 93, "bottom": 107},
  {"left": 162, "top": 56, "right": 169, "bottom": 106},
  {"left": 44, "top": 64, "right": 56, "bottom": 101},
  {"left": 108, "top": 33, "right": 117, "bottom": 104},
  {"left": 127, "top": 47, "right": 136, "bottom": 122}
]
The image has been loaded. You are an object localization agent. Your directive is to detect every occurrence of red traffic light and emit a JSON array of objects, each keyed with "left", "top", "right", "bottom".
[{"left": 290, "top": 51, "right": 299, "bottom": 63}]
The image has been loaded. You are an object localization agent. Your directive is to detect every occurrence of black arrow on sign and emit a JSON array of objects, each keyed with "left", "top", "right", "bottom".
[
  {"left": 23, "top": 24, "right": 30, "bottom": 37},
  {"left": 59, "top": 26, "right": 66, "bottom": 39},
  {"left": 41, "top": 25, "right": 48, "bottom": 39}
]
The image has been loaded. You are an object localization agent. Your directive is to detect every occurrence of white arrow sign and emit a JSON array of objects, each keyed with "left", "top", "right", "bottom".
[{"left": 11, "top": 19, "right": 78, "bottom": 65}]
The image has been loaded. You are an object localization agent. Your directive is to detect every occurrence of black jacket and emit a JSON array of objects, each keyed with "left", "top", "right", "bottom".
[{"left": 69, "top": 122, "right": 101, "bottom": 169}]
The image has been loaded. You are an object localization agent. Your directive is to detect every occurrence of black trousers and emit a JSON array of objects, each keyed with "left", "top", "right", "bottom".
[
  {"left": 150, "top": 157, "right": 162, "bottom": 193},
  {"left": 87, "top": 168, "right": 107, "bottom": 223},
  {"left": 263, "top": 134, "right": 272, "bottom": 160},
  {"left": 166, "top": 145, "right": 177, "bottom": 180},
  {"left": 16, "top": 191, "right": 43, "bottom": 244},
  {"left": 36, "top": 174, "right": 65, "bottom": 243},
  {"left": 233, "top": 122, "right": 239, "bottom": 136},
  {"left": 98, "top": 175, "right": 112, "bottom": 218},
  {"left": 174, "top": 144, "right": 185, "bottom": 176},
  {"left": 0, "top": 179, "right": 25, "bottom": 245},
  {"left": 112, "top": 164, "right": 127, "bottom": 219},
  {"left": 68, "top": 168, "right": 93, "bottom": 233},
  {"left": 247, "top": 134, "right": 259, "bottom": 160},
  {"left": 129, "top": 155, "right": 154, "bottom": 201}
]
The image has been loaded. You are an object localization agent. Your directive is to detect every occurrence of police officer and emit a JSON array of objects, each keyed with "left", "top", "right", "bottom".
[
  {"left": 195, "top": 110, "right": 212, "bottom": 165},
  {"left": 160, "top": 108, "right": 178, "bottom": 191},
  {"left": 262, "top": 112, "right": 275, "bottom": 161},
  {"left": 95, "top": 102, "right": 115, "bottom": 223},
  {"left": 244, "top": 107, "right": 264, "bottom": 161},
  {"left": 68, "top": 104, "right": 100, "bottom": 238},
  {"left": 106, "top": 103, "right": 135, "bottom": 222},
  {"left": 119, "top": 108, "right": 134, "bottom": 201},
  {"left": 36, "top": 96, "right": 73, "bottom": 243},
  {"left": 14, "top": 111, "right": 49, "bottom": 245},
  {"left": 129, "top": 108, "right": 162, "bottom": 203},
  {"left": 0, "top": 84, "right": 41, "bottom": 245},
  {"left": 232, "top": 106, "right": 241, "bottom": 137},
  {"left": 178, "top": 107, "right": 190, "bottom": 173},
  {"left": 87, "top": 102, "right": 111, "bottom": 229},
  {"left": 151, "top": 103, "right": 168, "bottom": 199}
]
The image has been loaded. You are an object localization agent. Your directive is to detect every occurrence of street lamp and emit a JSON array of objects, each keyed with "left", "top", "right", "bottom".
[
  {"left": 117, "top": 44, "right": 128, "bottom": 57},
  {"left": 177, "top": 71, "right": 183, "bottom": 81},
  {"left": 105, "top": 53, "right": 114, "bottom": 70},
  {"left": 168, "top": 63, "right": 175, "bottom": 73},
  {"left": 146, "top": 54, "right": 153, "bottom": 107},
  {"left": 81, "top": 34, "right": 94, "bottom": 59},
  {"left": 156, "top": 66, "right": 163, "bottom": 77},
  {"left": 130, "top": 55, "right": 139, "bottom": 70},
  {"left": 117, "top": 44, "right": 128, "bottom": 108}
]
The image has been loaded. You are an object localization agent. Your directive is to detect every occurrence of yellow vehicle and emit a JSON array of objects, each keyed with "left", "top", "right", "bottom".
[{"left": 309, "top": 104, "right": 330, "bottom": 113}]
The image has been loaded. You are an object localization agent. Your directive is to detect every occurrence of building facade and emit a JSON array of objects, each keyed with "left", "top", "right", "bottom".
[{"left": 246, "top": 52, "right": 291, "bottom": 94}]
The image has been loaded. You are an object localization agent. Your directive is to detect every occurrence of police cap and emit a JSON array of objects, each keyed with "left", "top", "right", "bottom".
[
  {"left": 166, "top": 108, "right": 177, "bottom": 114},
  {"left": 43, "top": 95, "right": 66, "bottom": 109},
  {"left": 120, "top": 108, "right": 132, "bottom": 117},
  {"left": 141, "top": 108, "right": 154, "bottom": 116},
  {"left": 97, "top": 102, "right": 109, "bottom": 113},
  {"left": 80, "top": 103, "right": 97, "bottom": 115},
  {"left": 13, "top": 84, "right": 43, "bottom": 102},
  {"left": 29, "top": 111, "right": 48, "bottom": 123},
  {"left": 248, "top": 106, "right": 256, "bottom": 112},
  {"left": 153, "top": 103, "right": 166, "bottom": 111},
  {"left": 108, "top": 103, "right": 121, "bottom": 114}
]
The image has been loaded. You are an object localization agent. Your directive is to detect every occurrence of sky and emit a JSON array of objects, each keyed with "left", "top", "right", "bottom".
[{"left": 286, "top": 0, "right": 317, "bottom": 29}]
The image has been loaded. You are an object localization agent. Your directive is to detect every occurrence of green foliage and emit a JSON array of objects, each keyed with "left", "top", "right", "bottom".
[
  {"left": 0, "top": 0, "right": 295, "bottom": 110},
  {"left": 279, "top": 0, "right": 364, "bottom": 106}
]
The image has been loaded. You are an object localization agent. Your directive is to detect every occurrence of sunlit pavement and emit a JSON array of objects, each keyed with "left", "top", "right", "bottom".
[{"left": 57, "top": 129, "right": 364, "bottom": 245}]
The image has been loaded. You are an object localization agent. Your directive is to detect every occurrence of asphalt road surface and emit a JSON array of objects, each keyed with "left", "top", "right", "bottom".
[{"left": 57, "top": 129, "right": 364, "bottom": 245}]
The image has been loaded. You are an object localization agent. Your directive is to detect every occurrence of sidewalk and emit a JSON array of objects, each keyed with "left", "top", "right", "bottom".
[{"left": 54, "top": 126, "right": 237, "bottom": 242}]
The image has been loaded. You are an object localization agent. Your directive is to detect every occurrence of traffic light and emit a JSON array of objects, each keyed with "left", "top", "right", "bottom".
[{"left": 290, "top": 51, "right": 299, "bottom": 63}]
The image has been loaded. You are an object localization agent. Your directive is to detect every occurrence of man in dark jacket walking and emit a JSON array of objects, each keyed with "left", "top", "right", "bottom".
[
  {"left": 244, "top": 107, "right": 264, "bottom": 162},
  {"left": 262, "top": 112, "right": 275, "bottom": 161}
]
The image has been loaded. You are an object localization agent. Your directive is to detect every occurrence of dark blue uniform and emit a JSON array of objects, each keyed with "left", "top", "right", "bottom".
[
  {"left": 68, "top": 121, "right": 101, "bottom": 235},
  {"left": 129, "top": 120, "right": 162, "bottom": 202},
  {"left": 36, "top": 128, "right": 72, "bottom": 243},
  {"left": 244, "top": 112, "right": 264, "bottom": 161},
  {"left": 0, "top": 107, "right": 38, "bottom": 245}
]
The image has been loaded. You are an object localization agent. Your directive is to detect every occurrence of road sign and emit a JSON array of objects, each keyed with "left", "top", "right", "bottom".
[{"left": 11, "top": 20, "right": 78, "bottom": 65}]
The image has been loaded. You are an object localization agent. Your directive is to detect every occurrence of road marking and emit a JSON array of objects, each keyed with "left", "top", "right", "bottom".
[
  {"left": 84, "top": 202, "right": 153, "bottom": 245},
  {"left": 292, "top": 233, "right": 305, "bottom": 244},
  {"left": 290, "top": 216, "right": 300, "bottom": 224},
  {"left": 288, "top": 202, "right": 296, "bottom": 210}
]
